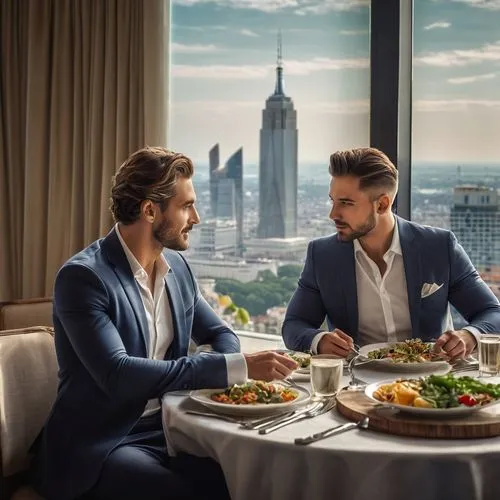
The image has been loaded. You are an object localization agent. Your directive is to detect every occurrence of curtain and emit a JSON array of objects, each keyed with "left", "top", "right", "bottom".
[{"left": 0, "top": 0, "right": 169, "bottom": 300}]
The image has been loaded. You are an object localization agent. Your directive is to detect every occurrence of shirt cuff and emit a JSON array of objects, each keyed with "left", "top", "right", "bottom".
[
  {"left": 462, "top": 326, "right": 480, "bottom": 350},
  {"left": 311, "top": 331, "right": 329, "bottom": 354},
  {"left": 224, "top": 353, "right": 248, "bottom": 385}
]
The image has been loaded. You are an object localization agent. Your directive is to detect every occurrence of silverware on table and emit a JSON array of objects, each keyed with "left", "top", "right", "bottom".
[
  {"left": 185, "top": 410, "right": 244, "bottom": 424},
  {"left": 294, "top": 416, "right": 370, "bottom": 445},
  {"left": 185, "top": 409, "right": 300, "bottom": 429},
  {"left": 258, "top": 398, "right": 337, "bottom": 435},
  {"left": 240, "top": 411, "right": 296, "bottom": 430}
]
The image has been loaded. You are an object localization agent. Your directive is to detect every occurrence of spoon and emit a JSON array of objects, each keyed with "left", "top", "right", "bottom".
[{"left": 294, "top": 416, "right": 370, "bottom": 445}]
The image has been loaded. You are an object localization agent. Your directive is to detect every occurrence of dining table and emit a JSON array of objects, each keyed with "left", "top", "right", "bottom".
[{"left": 162, "top": 368, "right": 500, "bottom": 500}]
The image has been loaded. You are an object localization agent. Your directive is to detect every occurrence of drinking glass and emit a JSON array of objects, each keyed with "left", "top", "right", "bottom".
[
  {"left": 310, "top": 355, "right": 343, "bottom": 398},
  {"left": 478, "top": 334, "right": 500, "bottom": 377}
]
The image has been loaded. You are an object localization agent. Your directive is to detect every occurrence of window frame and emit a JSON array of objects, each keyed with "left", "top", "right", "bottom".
[{"left": 370, "top": 0, "right": 413, "bottom": 220}]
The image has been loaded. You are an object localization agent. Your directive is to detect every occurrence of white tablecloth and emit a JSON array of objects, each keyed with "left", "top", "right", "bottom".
[{"left": 162, "top": 376, "right": 500, "bottom": 500}]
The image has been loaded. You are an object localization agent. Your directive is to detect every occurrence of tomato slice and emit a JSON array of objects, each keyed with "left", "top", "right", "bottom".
[{"left": 458, "top": 394, "right": 478, "bottom": 406}]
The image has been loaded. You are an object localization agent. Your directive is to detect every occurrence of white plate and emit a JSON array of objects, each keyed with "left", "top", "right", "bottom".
[
  {"left": 358, "top": 342, "right": 450, "bottom": 373},
  {"left": 364, "top": 379, "right": 500, "bottom": 417},
  {"left": 190, "top": 384, "right": 311, "bottom": 417}
]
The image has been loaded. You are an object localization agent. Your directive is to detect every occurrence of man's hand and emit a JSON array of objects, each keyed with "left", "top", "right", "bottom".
[
  {"left": 433, "top": 329, "right": 476, "bottom": 361},
  {"left": 243, "top": 351, "right": 298, "bottom": 381},
  {"left": 317, "top": 329, "right": 354, "bottom": 357}
]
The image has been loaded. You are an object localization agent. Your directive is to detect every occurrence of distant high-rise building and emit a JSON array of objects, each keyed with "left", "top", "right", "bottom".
[
  {"left": 209, "top": 144, "right": 243, "bottom": 254},
  {"left": 257, "top": 32, "right": 298, "bottom": 239},
  {"left": 450, "top": 185, "right": 500, "bottom": 269}
]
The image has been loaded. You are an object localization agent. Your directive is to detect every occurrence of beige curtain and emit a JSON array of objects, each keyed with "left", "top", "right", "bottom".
[{"left": 0, "top": 0, "right": 169, "bottom": 300}]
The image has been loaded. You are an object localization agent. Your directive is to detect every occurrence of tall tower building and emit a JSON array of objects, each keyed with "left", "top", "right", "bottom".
[
  {"left": 257, "top": 33, "right": 298, "bottom": 239},
  {"left": 209, "top": 144, "right": 244, "bottom": 254},
  {"left": 450, "top": 185, "right": 500, "bottom": 269}
]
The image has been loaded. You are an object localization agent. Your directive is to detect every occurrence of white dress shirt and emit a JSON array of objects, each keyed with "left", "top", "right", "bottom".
[
  {"left": 352, "top": 221, "right": 412, "bottom": 346},
  {"left": 115, "top": 225, "right": 247, "bottom": 416}
]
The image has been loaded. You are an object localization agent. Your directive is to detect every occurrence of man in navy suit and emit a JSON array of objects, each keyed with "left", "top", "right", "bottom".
[
  {"left": 32, "top": 147, "right": 297, "bottom": 500},
  {"left": 282, "top": 147, "right": 500, "bottom": 359}
]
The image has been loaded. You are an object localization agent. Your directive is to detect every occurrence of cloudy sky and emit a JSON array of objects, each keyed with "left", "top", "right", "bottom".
[{"left": 169, "top": 0, "right": 500, "bottom": 164}]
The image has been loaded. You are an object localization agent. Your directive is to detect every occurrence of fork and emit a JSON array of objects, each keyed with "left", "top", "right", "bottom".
[
  {"left": 450, "top": 363, "right": 479, "bottom": 374},
  {"left": 258, "top": 398, "right": 336, "bottom": 435}
]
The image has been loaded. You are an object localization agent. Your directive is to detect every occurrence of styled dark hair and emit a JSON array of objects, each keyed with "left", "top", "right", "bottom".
[
  {"left": 328, "top": 147, "right": 398, "bottom": 196},
  {"left": 110, "top": 146, "right": 194, "bottom": 224}
]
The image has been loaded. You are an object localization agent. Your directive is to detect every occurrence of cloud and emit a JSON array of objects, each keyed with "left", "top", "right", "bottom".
[
  {"left": 240, "top": 29, "right": 259, "bottom": 37},
  {"left": 414, "top": 99, "right": 500, "bottom": 112},
  {"left": 447, "top": 0, "right": 500, "bottom": 11},
  {"left": 423, "top": 21, "right": 451, "bottom": 30},
  {"left": 172, "top": 65, "right": 269, "bottom": 79},
  {"left": 172, "top": 24, "right": 228, "bottom": 31},
  {"left": 294, "top": 0, "right": 369, "bottom": 15},
  {"left": 339, "top": 29, "right": 369, "bottom": 36},
  {"left": 172, "top": 56, "right": 368, "bottom": 79},
  {"left": 171, "top": 100, "right": 261, "bottom": 115},
  {"left": 173, "top": 0, "right": 369, "bottom": 15},
  {"left": 300, "top": 99, "right": 369, "bottom": 114},
  {"left": 171, "top": 43, "right": 221, "bottom": 53},
  {"left": 448, "top": 72, "right": 497, "bottom": 84},
  {"left": 415, "top": 40, "right": 500, "bottom": 67}
]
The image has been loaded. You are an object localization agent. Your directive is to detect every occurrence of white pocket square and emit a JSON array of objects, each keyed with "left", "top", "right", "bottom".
[{"left": 421, "top": 282, "right": 443, "bottom": 298}]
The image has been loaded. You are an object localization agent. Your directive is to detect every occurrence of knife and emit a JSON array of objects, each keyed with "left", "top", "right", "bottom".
[{"left": 294, "top": 416, "right": 369, "bottom": 445}]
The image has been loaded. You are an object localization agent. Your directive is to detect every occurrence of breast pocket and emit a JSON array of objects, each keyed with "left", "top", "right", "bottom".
[{"left": 421, "top": 284, "right": 447, "bottom": 311}]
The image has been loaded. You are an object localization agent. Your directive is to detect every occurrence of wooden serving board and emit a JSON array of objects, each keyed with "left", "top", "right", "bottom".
[{"left": 336, "top": 389, "right": 500, "bottom": 439}]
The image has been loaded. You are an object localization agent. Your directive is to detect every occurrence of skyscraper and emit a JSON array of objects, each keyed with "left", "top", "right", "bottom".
[
  {"left": 257, "top": 33, "right": 298, "bottom": 239},
  {"left": 209, "top": 144, "right": 243, "bottom": 254},
  {"left": 450, "top": 185, "right": 500, "bottom": 269}
]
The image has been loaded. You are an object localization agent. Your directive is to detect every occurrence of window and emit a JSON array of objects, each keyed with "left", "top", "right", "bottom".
[
  {"left": 411, "top": 0, "right": 500, "bottom": 313},
  {"left": 169, "top": 0, "right": 370, "bottom": 335}
]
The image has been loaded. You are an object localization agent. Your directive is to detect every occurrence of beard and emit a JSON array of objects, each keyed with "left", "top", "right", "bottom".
[
  {"left": 153, "top": 218, "right": 192, "bottom": 251},
  {"left": 335, "top": 211, "right": 376, "bottom": 242}
]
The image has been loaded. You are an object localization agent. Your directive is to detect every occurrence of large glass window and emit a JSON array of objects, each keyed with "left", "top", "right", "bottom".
[
  {"left": 170, "top": 0, "right": 371, "bottom": 335},
  {"left": 412, "top": 0, "right": 500, "bottom": 316}
]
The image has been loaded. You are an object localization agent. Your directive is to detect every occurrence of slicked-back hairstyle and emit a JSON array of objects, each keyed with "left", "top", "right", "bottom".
[
  {"left": 110, "top": 146, "right": 194, "bottom": 224},
  {"left": 328, "top": 147, "right": 398, "bottom": 197}
]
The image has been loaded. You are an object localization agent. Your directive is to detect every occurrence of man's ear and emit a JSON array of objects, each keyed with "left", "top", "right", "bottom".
[
  {"left": 140, "top": 200, "right": 156, "bottom": 223},
  {"left": 377, "top": 194, "right": 391, "bottom": 214}
]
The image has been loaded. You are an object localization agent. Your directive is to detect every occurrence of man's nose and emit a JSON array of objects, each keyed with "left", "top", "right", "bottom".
[{"left": 191, "top": 207, "right": 201, "bottom": 224}]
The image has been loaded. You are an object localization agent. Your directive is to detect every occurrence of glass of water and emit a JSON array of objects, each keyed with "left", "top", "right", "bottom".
[
  {"left": 310, "top": 355, "right": 343, "bottom": 398},
  {"left": 478, "top": 334, "right": 500, "bottom": 377}
]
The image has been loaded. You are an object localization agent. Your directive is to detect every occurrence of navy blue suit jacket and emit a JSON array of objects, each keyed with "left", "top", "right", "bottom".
[
  {"left": 32, "top": 228, "right": 240, "bottom": 500},
  {"left": 282, "top": 217, "right": 500, "bottom": 351}
]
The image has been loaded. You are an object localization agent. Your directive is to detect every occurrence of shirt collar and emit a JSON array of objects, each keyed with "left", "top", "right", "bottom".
[
  {"left": 114, "top": 223, "right": 170, "bottom": 282},
  {"left": 353, "top": 216, "right": 402, "bottom": 257}
]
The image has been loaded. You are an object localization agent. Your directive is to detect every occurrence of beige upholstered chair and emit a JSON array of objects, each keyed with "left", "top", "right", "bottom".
[
  {"left": 0, "top": 327, "right": 57, "bottom": 499},
  {"left": 0, "top": 298, "right": 53, "bottom": 331}
]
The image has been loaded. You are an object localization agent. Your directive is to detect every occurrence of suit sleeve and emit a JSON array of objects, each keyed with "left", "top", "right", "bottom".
[
  {"left": 191, "top": 285, "right": 241, "bottom": 353},
  {"left": 55, "top": 264, "right": 229, "bottom": 403},
  {"left": 281, "top": 241, "right": 328, "bottom": 351},
  {"left": 177, "top": 252, "right": 241, "bottom": 353},
  {"left": 448, "top": 232, "right": 500, "bottom": 333}
]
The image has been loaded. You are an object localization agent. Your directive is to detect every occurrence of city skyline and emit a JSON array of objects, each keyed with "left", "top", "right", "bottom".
[{"left": 169, "top": 0, "right": 499, "bottom": 164}]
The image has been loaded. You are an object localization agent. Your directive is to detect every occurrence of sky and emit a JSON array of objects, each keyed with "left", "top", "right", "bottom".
[{"left": 168, "top": 0, "right": 500, "bottom": 164}]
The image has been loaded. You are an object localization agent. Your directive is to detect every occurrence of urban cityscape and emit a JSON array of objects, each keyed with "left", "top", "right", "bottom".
[{"left": 170, "top": 0, "right": 500, "bottom": 335}]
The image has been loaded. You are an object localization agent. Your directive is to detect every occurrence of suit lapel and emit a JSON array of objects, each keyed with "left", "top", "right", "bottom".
[
  {"left": 397, "top": 217, "right": 422, "bottom": 338},
  {"left": 165, "top": 270, "right": 186, "bottom": 359},
  {"left": 338, "top": 241, "right": 358, "bottom": 338},
  {"left": 101, "top": 229, "right": 150, "bottom": 355}
]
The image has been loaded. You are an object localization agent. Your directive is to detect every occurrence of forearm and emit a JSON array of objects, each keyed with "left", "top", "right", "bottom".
[
  {"left": 104, "top": 353, "right": 228, "bottom": 400},
  {"left": 282, "top": 318, "right": 324, "bottom": 352}
]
